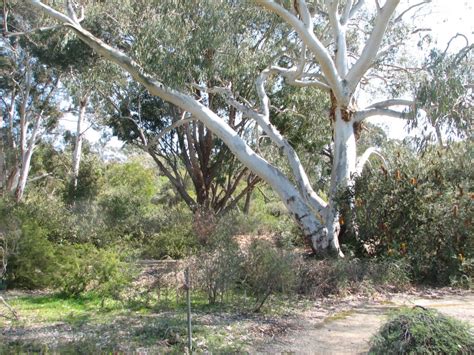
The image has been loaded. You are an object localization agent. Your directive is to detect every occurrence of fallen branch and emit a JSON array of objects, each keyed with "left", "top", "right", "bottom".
[{"left": 0, "top": 295, "right": 19, "bottom": 320}]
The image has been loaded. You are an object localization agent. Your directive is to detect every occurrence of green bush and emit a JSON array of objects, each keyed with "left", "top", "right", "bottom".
[
  {"left": 351, "top": 143, "right": 473, "bottom": 285},
  {"left": 143, "top": 206, "right": 197, "bottom": 259},
  {"left": 5, "top": 209, "right": 135, "bottom": 297},
  {"left": 7, "top": 221, "right": 57, "bottom": 289},
  {"left": 54, "top": 244, "right": 137, "bottom": 298},
  {"left": 98, "top": 161, "right": 159, "bottom": 228},
  {"left": 369, "top": 307, "right": 474, "bottom": 354}
]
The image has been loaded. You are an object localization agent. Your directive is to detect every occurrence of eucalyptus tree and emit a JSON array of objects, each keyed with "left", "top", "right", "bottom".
[
  {"left": 105, "top": 84, "right": 261, "bottom": 214},
  {"left": 413, "top": 38, "right": 473, "bottom": 149},
  {"left": 24, "top": 24, "right": 108, "bottom": 201},
  {"left": 77, "top": 0, "right": 289, "bottom": 214},
  {"left": 27, "top": 0, "right": 430, "bottom": 255},
  {"left": 0, "top": 19, "right": 62, "bottom": 201}
]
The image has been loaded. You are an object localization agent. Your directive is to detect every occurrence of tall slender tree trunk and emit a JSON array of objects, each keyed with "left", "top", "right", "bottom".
[
  {"left": 0, "top": 136, "right": 5, "bottom": 196},
  {"left": 15, "top": 115, "right": 41, "bottom": 202},
  {"left": 71, "top": 96, "right": 87, "bottom": 197}
]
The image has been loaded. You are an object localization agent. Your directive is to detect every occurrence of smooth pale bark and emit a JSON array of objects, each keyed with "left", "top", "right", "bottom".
[
  {"left": 258, "top": 0, "right": 407, "bottom": 255},
  {"left": 325, "top": 108, "right": 357, "bottom": 254},
  {"left": 15, "top": 115, "right": 41, "bottom": 202},
  {"left": 71, "top": 96, "right": 87, "bottom": 195}
]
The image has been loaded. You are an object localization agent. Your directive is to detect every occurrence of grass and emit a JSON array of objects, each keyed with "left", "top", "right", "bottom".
[
  {"left": 2, "top": 293, "right": 124, "bottom": 326},
  {"left": 0, "top": 289, "right": 289, "bottom": 353}
]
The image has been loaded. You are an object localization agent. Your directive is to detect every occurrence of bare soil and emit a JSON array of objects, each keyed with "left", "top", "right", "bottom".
[{"left": 252, "top": 288, "right": 474, "bottom": 354}]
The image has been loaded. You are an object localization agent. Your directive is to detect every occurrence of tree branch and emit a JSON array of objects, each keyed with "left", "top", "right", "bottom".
[
  {"left": 367, "top": 99, "right": 415, "bottom": 109},
  {"left": 195, "top": 80, "right": 327, "bottom": 215},
  {"left": 355, "top": 147, "right": 387, "bottom": 175},
  {"left": 348, "top": 0, "right": 365, "bottom": 20},
  {"left": 257, "top": 0, "right": 345, "bottom": 102},
  {"left": 346, "top": 0, "right": 400, "bottom": 90},
  {"left": 354, "top": 107, "right": 411, "bottom": 122},
  {"left": 394, "top": 0, "right": 431, "bottom": 23}
]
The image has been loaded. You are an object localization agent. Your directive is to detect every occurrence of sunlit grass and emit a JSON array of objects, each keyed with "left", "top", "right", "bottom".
[
  {"left": 2, "top": 293, "right": 127, "bottom": 327},
  {"left": 0, "top": 289, "right": 268, "bottom": 353}
]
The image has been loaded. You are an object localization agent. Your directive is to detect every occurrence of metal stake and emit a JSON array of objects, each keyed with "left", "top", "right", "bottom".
[{"left": 185, "top": 267, "right": 192, "bottom": 352}]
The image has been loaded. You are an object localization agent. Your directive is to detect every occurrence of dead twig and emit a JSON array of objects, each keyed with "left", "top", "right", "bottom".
[{"left": 0, "top": 295, "right": 19, "bottom": 320}]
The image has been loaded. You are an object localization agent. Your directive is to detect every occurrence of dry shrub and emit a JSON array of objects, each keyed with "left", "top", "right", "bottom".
[
  {"left": 190, "top": 245, "right": 243, "bottom": 304},
  {"left": 297, "top": 258, "right": 411, "bottom": 298},
  {"left": 192, "top": 208, "right": 217, "bottom": 246},
  {"left": 243, "top": 240, "right": 299, "bottom": 312}
]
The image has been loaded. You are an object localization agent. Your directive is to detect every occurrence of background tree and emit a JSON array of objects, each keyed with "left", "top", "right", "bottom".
[
  {"left": 412, "top": 38, "right": 473, "bottom": 149},
  {"left": 0, "top": 29, "right": 62, "bottom": 201},
  {"left": 84, "top": 0, "right": 293, "bottom": 215}
]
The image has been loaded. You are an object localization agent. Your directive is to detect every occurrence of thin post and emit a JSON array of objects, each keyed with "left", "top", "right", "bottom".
[{"left": 185, "top": 267, "right": 192, "bottom": 352}]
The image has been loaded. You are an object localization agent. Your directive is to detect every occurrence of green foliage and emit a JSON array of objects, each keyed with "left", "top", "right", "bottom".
[
  {"left": 7, "top": 221, "right": 57, "bottom": 289},
  {"left": 99, "top": 160, "right": 158, "bottom": 226},
  {"left": 143, "top": 205, "right": 197, "bottom": 260},
  {"left": 270, "top": 86, "right": 330, "bottom": 152},
  {"left": 3, "top": 193, "right": 136, "bottom": 295},
  {"left": 413, "top": 45, "right": 473, "bottom": 145},
  {"left": 54, "top": 244, "right": 136, "bottom": 298},
  {"left": 83, "top": 1, "right": 280, "bottom": 91},
  {"left": 65, "top": 154, "right": 105, "bottom": 203},
  {"left": 369, "top": 307, "right": 474, "bottom": 354},
  {"left": 7, "top": 221, "right": 135, "bottom": 297},
  {"left": 351, "top": 143, "right": 473, "bottom": 285}
]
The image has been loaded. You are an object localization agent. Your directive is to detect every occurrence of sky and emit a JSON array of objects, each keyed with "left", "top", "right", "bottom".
[{"left": 58, "top": 1, "right": 473, "bottom": 146}]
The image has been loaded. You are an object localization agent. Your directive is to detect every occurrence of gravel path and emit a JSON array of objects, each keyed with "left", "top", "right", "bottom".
[{"left": 253, "top": 291, "right": 474, "bottom": 354}]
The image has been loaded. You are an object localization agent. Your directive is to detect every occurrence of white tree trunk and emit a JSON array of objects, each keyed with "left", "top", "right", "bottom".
[
  {"left": 15, "top": 115, "right": 41, "bottom": 202},
  {"left": 325, "top": 107, "right": 357, "bottom": 254},
  {"left": 71, "top": 96, "right": 87, "bottom": 194}
]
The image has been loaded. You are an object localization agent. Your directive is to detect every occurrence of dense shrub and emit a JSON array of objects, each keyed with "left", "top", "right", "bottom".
[
  {"left": 54, "top": 244, "right": 137, "bottom": 298},
  {"left": 99, "top": 161, "right": 159, "bottom": 228},
  {"left": 142, "top": 206, "right": 197, "bottom": 259},
  {"left": 191, "top": 211, "right": 258, "bottom": 304},
  {"left": 351, "top": 143, "right": 473, "bottom": 285},
  {"left": 369, "top": 307, "right": 474, "bottom": 354},
  {"left": 191, "top": 244, "right": 244, "bottom": 304},
  {"left": 7, "top": 221, "right": 57, "bottom": 289}
]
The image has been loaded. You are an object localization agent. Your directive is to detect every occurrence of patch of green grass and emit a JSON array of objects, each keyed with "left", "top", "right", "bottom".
[
  {"left": 326, "top": 309, "right": 356, "bottom": 322},
  {"left": 2, "top": 293, "right": 127, "bottom": 327},
  {"left": 0, "top": 290, "right": 258, "bottom": 353}
]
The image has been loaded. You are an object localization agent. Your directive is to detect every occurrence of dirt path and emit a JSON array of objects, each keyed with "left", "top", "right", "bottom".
[{"left": 253, "top": 291, "right": 474, "bottom": 354}]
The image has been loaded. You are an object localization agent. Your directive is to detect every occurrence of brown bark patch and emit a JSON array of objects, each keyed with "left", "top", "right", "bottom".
[
  {"left": 341, "top": 109, "right": 352, "bottom": 122},
  {"left": 353, "top": 121, "right": 364, "bottom": 140},
  {"left": 329, "top": 91, "right": 337, "bottom": 122}
]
